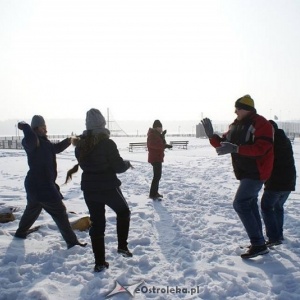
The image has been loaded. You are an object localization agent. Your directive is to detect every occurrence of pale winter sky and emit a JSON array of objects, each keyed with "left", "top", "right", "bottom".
[{"left": 1, "top": 0, "right": 300, "bottom": 124}]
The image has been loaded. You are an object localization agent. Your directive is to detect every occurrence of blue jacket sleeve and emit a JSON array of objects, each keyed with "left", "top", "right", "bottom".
[
  {"left": 21, "top": 124, "right": 39, "bottom": 152},
  {"left": 53, "top": 138, "right": 71, "bottom": 154}
]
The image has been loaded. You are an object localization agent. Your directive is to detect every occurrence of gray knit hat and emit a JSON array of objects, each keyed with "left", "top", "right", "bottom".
[
  {"left": 31, "top": 115, "right": 46, "bottom": 128},
  {"left": 85, "top": 108, "right": 106, "bottom": 130}
]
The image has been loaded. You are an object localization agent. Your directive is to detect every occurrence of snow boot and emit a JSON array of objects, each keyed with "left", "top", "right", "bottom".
[
  {"left": 91, "top": 236, "right": 109, "bottom": 272},
  {"left": 94, "top": 262, "right": 109, "bottom": 272},
  {"left": 241, "top": 244, "right": 269, "bottom": 259},
  {"left": 266, "top": 240, "right": 282, "bottom": 247},
  {"left": 117, "top": 217, "right": 133, "bottom": 257},
  {"left": 117, "top": 248, "right": 133, "bottom": 257}
]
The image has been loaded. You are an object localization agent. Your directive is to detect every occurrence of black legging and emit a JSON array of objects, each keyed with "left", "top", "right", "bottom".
[
  {"left": 17, "top": 190, "right": 78, "bottom": 246},
  {"left": 83, "top": 187, "right": 130, "bottom": 237}
]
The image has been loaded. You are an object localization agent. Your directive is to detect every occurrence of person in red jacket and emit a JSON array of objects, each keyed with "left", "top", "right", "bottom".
[
  {"left": 147, "top": 120, "right": 172, "bottom": 200},
  {"left": 201, "top": 95, "right": 274, "bottom": 259}
]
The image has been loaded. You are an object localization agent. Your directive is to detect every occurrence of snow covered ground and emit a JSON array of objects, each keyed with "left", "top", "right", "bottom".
[{"left": 0, "top": 136, "right": 300, "bottom": 300}]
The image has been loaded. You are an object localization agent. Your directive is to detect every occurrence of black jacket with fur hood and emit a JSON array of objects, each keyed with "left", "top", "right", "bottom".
[{"left": 74, "top": 132, "right": 130, "bottom": 191}]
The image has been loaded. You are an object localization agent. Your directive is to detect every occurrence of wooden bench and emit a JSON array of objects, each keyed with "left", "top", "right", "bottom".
[
  {"left": 129, "top": 142, "right": 147, "bottom": 152},
  {"left": 170, "top": 140, "right": 189, "bottom": 149}
]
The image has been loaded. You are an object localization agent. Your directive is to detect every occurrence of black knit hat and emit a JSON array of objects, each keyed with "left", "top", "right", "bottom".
[
  {"left": 235, "top": 95, "right": 255, "bottom": 111},
  {"left": 153, "top": 120, "right": 162, "bottom": 128}
]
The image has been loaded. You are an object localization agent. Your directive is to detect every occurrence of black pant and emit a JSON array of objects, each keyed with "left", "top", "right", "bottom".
[
  {"left": 16, "top": 188, "right": 78, "bottom": 246},
  {"left": 149, "top": 162, "right": 162, "bottom": 197},
  {"left": 83, "top": 187, "right": 131, "bottom": 237}
]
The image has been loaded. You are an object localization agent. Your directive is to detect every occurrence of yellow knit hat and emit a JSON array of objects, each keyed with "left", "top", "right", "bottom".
[{"left": 235, "top": 95, "right": 255, "bottom": 111}]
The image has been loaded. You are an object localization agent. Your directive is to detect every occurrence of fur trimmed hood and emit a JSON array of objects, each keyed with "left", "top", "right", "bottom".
[{"left": 73, "top": 132, "right": 109, "bottom": 148}]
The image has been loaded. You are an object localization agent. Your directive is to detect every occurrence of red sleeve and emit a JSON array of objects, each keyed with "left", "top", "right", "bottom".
[
  {"left": 209, "top": 134, "right": 226, "bottom": 148},
  {"left": 238, "top": 116, "right": 273, "bottom": 157}
]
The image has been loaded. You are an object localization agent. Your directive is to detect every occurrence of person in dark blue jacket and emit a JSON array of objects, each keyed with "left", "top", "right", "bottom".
[
  {"left": 65, "top": 108, "right": 133, "bottom": 272},
  {"left": 15, "top": 115, "right": 86, "bottom": 249}
]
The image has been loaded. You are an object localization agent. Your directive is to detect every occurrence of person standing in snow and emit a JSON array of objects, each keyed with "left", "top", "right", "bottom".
[
  {"left": 147, "top": 120, "right": 172, "bottom": 200},
  {"left": 261, "top": 120, "right": 296, "bottom": 246},
  {"left": 65, "top": 108, "right": 133, "bottom": 272},
  {"left": 15, "top": 115, "right": 86, "bottom": 249},
  {"left": 201, "top": 95, "right": 274, "bottom": 259}
]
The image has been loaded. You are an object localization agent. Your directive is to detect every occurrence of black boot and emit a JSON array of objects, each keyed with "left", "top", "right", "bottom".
[
  {"left": 91, "top": 236, "right": 109, "bottom": 272},
  {"left": 116, "top": 217, "right": 133, "bottom": 257}
]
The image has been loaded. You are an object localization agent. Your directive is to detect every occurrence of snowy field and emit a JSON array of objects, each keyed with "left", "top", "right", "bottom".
[{"left": 0, "top": 136, "right": 300, "bottom": 300}]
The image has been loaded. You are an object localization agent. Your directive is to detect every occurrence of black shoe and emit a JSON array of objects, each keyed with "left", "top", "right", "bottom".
[
  {"left": 14, "top": 232, "right": 27, "bottom": 239},
  {"left": 68, "top": 242, "right": 87, "bottom": 249},
  {"left": 94, "top": 262, "right": 109, "bottom": 272},
  {"left": 15, "top": 226, "right": 40, "bottom": 239},
  {"left": 266, "top": 240, "right": 282, "bottom": 247},
  {"left": 117, "top": 248, "right": 133, "bottom": 257},
  {"left": 149, "top": 193, "right": 163, "bottom": 200},
  {"left": 241, "top": 244, "right": 269, "bottom": 259}
]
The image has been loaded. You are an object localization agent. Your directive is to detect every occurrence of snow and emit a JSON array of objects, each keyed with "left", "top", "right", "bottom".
[{"left": 0, "top": 137, "right": 300, "bottom": 300}]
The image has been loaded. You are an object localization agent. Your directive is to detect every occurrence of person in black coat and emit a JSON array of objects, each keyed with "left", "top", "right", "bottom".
[
  {"left": 66, "top": 108, "right": 133, "bottom": 272},
  {"left": 261, "top": 120, "right": 297, "bottom": 246},
  {"left": 15, "top": 115, "right": 86, "bottom": 249}
]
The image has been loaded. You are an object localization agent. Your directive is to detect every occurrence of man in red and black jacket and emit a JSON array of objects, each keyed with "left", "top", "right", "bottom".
[{"left": 201, "top": 95, "right": 274, "bottom": 259}]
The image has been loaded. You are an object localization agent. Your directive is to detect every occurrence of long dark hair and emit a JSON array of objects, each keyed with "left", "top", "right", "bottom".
[{"left": 64, "top": 131, "right": 103, "bottom": 184}]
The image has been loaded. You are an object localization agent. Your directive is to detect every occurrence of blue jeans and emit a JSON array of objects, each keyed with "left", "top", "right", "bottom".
[
  {"left": 233, "top": 179, "right": 265, "bottom": 246},
  {"left": 261, "top": 190, "right": 290, "bottom": 241}
]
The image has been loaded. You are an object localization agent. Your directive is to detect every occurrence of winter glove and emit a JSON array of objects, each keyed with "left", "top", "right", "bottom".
[
  {"left": 201, "top": 118, "right": 214, "bottom": 138},
  {"left": 165, "top": 144, "right": 173, "bottom": 149},
  {"left": 216, "top": 142, "right": 238, "bottom": 155},
  {"left": 162, "top": 130, "right": 167, "bottom": 137},
  {"left": 17, "top": 121, "right": 27, "bottom": 130}
]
